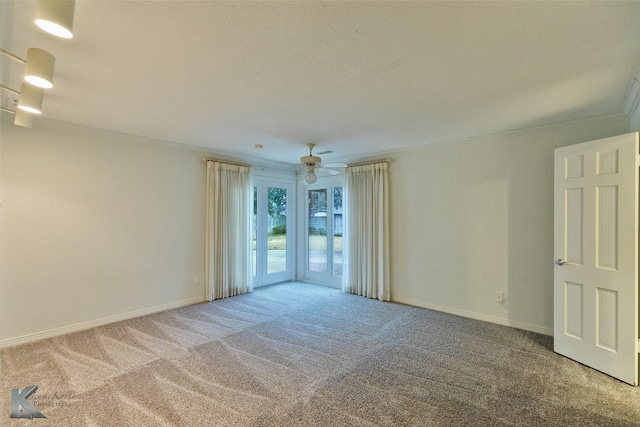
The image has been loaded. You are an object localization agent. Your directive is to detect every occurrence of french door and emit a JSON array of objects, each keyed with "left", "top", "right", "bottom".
[
  {"left": 304, "top": 179, "right": 343, "bottom": 288},
  {"left": 253, "top": 180, "right": 292, "bottom": 287}
]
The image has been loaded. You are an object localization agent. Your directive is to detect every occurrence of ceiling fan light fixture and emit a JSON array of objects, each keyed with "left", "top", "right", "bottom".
[
  {"left": 35, "top": 0, "right": 75, "bottom": 39},
  {"left": 301, "top": 155, "right": 321, "bottom": 164},
  {"left": 304, "top": 169, "right": 317, "bottom": 185},
  {"left": 24, "top": 48, "right": 55, "bottom": 88},
  {"left": 17, "top": 83, "right": 45, "bottom": 114}
]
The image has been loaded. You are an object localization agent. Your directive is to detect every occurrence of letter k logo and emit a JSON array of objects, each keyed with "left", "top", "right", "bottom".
[{"left": 10, "top": 385, "right": 47, "bottom": 419}]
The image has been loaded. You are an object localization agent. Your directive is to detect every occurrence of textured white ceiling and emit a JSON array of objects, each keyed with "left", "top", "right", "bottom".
[{"left": 3, "top": 1, "right": 640, "bottom": 167}]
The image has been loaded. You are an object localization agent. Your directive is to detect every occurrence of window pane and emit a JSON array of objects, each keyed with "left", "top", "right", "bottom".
[
  {"left": 308, "top": 189, "right": 327, "bottom": 273},
  {"left": 252, "top": 186, "right": 257, "bottom": 277},
  {"left": 267, "top": 187, "right": 287, "bottom": 274},
  {"left": 333, "top": 187, "right": 343, "bottom": 276}
]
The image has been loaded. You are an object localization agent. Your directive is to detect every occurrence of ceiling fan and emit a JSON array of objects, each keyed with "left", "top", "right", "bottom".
[{"left": 300, "top": 143, "right": 347, "bottom": 184}]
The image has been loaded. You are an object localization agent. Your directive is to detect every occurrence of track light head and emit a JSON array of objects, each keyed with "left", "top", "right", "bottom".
[
  {"left": 14, "top": 109, "right": 35, "bottom": 128},
  {"left": 24, "top": 48, "right": 55, "bottom": 88},
  {"left": 17, "top": 83, "right": 45, "bottom": 114},
  {"left": 35, "top": 0, "right": 75, "bottom": 39}
]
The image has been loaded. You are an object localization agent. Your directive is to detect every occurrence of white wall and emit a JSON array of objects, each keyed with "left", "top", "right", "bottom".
[
  {"left": 389, "top": 114, "right": 630, "bottom": 335},
  {"left": 0, "top": 112, "right": 632, "bottom": 346},
  {"left": 0, "top": 119, "right": 208, "bottom": 346}
]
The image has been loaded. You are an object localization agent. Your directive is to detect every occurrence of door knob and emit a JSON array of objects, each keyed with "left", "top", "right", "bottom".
[{"left": 555, "top": 259, "right": 567, "bottom": 266}]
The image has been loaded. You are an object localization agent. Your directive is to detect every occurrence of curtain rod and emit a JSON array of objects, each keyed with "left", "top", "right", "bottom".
[
  {"left": 202, "top": 157, "right": 251, "bottom": 167},
  {"left": 348, "top": 158, "right": 391, "bottom": 167}
]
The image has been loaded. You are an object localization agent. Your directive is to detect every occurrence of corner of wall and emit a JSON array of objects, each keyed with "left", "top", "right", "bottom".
[{"left": 630, "top": 105, "right": 640, "bottom": 132}]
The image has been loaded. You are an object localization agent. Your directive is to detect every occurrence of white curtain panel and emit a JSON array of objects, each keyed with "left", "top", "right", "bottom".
[
  {"left": 342, "top": 162, "right": 390, "bottom": 301},
  {"left": 205, "top": 161, "right": 252, "bottom": 301}
]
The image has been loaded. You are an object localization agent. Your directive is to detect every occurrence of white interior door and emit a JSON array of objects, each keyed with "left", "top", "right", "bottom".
[{"left": 553, "top": 132, "right": 639, "bottom": 385}]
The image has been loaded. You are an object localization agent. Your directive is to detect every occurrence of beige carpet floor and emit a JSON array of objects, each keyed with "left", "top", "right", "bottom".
[{"left": 1, "top": 282, "right": 639, "bottom": 426}]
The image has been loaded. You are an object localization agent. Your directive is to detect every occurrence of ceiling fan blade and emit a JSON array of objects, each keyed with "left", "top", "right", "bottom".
[
  {"left": 320, "top": 162, "right": 347, "bottom": 168},
  {"left": 317, "top": 167, "right": 341, "bottom": 176}
]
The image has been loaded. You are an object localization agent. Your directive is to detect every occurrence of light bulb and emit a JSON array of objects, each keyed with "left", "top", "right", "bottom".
[{"left": 305, "top": 171, "right": 317, "bottom": 184}]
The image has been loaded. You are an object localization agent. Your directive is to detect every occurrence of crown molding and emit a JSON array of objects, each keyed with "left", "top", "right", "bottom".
[{"left": 623, "top": 69, "right": 640, "bottom": 116}]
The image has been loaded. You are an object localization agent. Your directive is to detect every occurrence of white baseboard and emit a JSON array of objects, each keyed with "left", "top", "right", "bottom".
[
  {"left": 0, "top": 296, "right": 206, "bottom": 349},
  {"left": 391, "top": 295, "right": 554, "bottom": 336}
]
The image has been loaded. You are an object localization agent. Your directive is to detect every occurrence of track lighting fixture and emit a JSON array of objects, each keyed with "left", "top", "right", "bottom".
[
  {"left": 0, "top": 0, "right": 76, "bottom": 128},
  {"left": 0, "top": 48, "right": 56, "bottom": 89},
  {"left": 24, "top": 48, "right": 56, "bottom": 88},
  {"left": 1, "top": 79, "right": 46, "bottom": 126},
  {"left": 14, "top": 109, "right": 36, "bottom": 129},
  {"left": 0, "top": 107, "right": 35, "bottom": 129},
  {"left": 0, "top": 51, "right": 49, "bottom": 126},
  {"left": 35, "top": 0, "right": 75, "bottom": 39},
  {"left": 17, "top": 83, "right": 45, "bottom": 114}
]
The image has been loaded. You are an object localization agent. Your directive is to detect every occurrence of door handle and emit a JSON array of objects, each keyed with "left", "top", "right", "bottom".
[{"left": 555, "top": 259, "right": 567, "bottom": 266}]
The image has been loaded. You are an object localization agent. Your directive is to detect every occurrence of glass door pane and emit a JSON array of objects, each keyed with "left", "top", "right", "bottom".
[
  {"left": 305, "top": 182, "right": 342, "bottom": 288},
  {"left": 253, "top": 180, "right": 292, "bottom": 287},
  {"left": 333, "top": 187, "right": 343, "bottom": 276},
  {"left": 308, "top": 188, "right": 328, "bottom": 273},
  {"left": 253, "top": 186, "right": 257, "bottom": 277},
  {"left": 267, "top": 186, "right": 287, "bottom": 274}
]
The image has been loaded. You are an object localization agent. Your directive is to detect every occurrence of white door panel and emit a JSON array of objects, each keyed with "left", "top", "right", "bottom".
[
  {"left": 253, "top": 181, "right": 292, "bottom": 287},
  {"left": 554, "top": 132, "right": 638, "bottom": 385},
  {"left": 303, "top": 178, "right": 343, "bottom": 288}
]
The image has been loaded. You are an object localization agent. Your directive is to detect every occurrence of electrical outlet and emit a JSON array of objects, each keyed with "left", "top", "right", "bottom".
[
  {"left": 495, "top": 292, "right": 504, "bottom": 303},
  {"left": 194, "top": 276, "right": 200, "bottom": 286}
]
